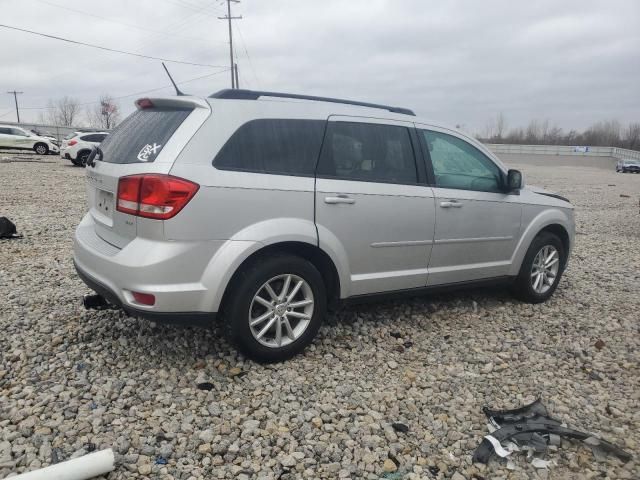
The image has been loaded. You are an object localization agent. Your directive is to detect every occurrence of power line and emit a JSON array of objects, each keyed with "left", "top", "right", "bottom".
[
  {"left": 19, "top": 69, "right": 230, "bottom": 111},
  {"left": 235, "top": 23, "right": 259, "bottom": 89},
  {"left": 0, "top": 23, "right": 226, "bottom": 67},
  {"left": 6, "top": 91, "right": 23, "bottom": 122},
  {"left": 133, "top": 1, "right": 224, "bottom": 54},
  {"left": 33, "top": 0, "right": 221, "bottom": 45},
  {"left": 160, "top": 0, "right": 225, "bottom": 17},
  {"left": 218, "top": 0, "right": 242, "bottom": 88}
]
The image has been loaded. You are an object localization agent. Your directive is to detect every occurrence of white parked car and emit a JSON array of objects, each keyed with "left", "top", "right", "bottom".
[
  {"left": 0, "top": 125, "right": 60, "bottom": 155},
  {"left": 30, "top": 129, "right": 60, "bottom": 146},
  {"left": 61, "top": 132, "right": 109, "bottom": 166}
]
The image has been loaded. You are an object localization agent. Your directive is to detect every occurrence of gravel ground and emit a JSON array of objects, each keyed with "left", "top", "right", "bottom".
[{"left": 1, "top": 153, "right": 639, "bottom": 480}]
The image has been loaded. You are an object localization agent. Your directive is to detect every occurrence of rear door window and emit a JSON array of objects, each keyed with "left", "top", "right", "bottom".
[
  {"left": 99, "top": 108, "right": 192, "bottom": 164},
  {"left": 317, "top": 122, "right": 418, "bottom": 184},
  {"left": 213, "top": 119, "right": 325, "bottom": 176}
]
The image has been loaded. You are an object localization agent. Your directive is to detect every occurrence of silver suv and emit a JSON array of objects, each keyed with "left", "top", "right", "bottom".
[{"left": 74, "top": 90, "right": 574, "bottom": 362}]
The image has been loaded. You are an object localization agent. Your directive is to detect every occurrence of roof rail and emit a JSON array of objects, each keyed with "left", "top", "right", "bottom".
[{"left": 209, "top": 89, "right": 415, "bottom": 116}]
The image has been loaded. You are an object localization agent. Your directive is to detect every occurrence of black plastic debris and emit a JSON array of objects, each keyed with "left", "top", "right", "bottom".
[
  {"left": 391, "top": 422, "right": 409, "bottom": 433},
  {"left": 0, "top": 217, "right": 21, "bottom": 239},
  {"left": 472, "top": 398, "right": 632, "bottom": 464},
  {"left": 197, "top": 382, "right": 215, "bottom": 391}
]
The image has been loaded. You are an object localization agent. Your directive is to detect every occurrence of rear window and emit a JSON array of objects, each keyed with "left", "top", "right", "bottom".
[
  {"left": 213, "top": 119, "right": 326, "bottom": 176},
  {"left": 99, "top": 107, "right": 191, "bottom": 164}
]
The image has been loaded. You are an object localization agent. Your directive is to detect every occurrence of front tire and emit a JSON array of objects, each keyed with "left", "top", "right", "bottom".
[
  {"left": 223, "top": 254, "right": 327, "bottom": 362},
  {"left": 513, "top": 232, "right": 566, "bottom": 303},
  {"left": 33, "top": 143, "right": 48, "bottom": 155}
]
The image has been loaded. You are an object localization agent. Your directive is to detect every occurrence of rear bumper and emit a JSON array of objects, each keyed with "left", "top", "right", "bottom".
[
  {"left": 75, "top": 262, "right": 214, "bottom": 325},
  {"left": 73, "top": 213, "right": 228, "bottom": 322}
]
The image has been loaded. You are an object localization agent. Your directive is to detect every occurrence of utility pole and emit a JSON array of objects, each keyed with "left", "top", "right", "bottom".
[
  {"left": 234, "top": 63, "right": 239, "bottom": 89},
  {"left": 218, "top": 0, "right": 241, "bottom": 89},
  {"left": 7, "top": 90, "right": 23, "bottom": 123}
]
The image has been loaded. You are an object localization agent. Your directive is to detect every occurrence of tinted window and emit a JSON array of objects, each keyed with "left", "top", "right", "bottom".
[
  {"left": 10, "top": 129, "right": 26, "bottom": 136},
  {"left": 214, "top": 119, "right": 325, "bottom": 176},
  {"left": 99, "top": 108, "right": 191, "bottom": 164},
  {"left": 422, "top": 130, "right": 503, "bottom": 192},
  {"left": 0, "top": 127, "right": 11, "bottom": 134},
  {"left": 317, "top": 122, "right": 417, "bottom": 184},
  {"left": 82, "top": 134, "right": 106, "bottom": 143}
]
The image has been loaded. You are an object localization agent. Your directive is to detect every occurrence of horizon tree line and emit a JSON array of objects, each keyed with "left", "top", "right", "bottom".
[{"left": 477, "top": 113, "right": 640, "bottom": 150}]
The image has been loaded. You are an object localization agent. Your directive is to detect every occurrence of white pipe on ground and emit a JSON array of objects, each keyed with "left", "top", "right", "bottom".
[{"left": 9, "top": 449, "right": 115, "bottom": 480}]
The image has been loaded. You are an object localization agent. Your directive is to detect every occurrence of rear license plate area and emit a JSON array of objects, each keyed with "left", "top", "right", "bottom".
[{"left": 96, "top": 189, "right": 114, "bottom": 219}]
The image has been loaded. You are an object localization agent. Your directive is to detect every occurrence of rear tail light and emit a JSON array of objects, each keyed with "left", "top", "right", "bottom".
[
  {"left": 116, "top": 174, "right": 199, "bottom": 220},
  {"left": 68, "top": 139, "right": 78, "bottom": 146}
]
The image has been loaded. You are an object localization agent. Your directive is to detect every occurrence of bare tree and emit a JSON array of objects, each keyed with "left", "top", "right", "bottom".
[
  {"left": 87, "top": 95, "right": 121, "bottom": 130},
  {"left": 624, "top": 123, "right": 640, "bottom": 150},
  {"left": 495, "top": 112, "right": 507, "bottom": 140},
  {"left": 38, "top": 96, "right": 82, "bottom": 126}
]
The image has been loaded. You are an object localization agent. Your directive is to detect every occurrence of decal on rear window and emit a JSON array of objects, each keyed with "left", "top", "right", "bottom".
[{"left": 137, "top": 143, "right": 162, "bottom": 162}]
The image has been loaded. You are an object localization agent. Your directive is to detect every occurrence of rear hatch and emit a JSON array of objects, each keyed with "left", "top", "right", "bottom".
[{"left": 84, "top": 97, "right": 210, "bottom": 248}]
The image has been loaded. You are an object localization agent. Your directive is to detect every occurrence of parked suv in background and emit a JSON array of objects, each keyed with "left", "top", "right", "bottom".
[
  {"left": 616, "top": 159, "right": 640, "bottom": 173},
  {"left": 74, "top": 90, "right": 575, "bottom": 362},
  {"left": 0, "top": 125, "right": 60, "bottom": 155},
  {"left": 61, "top": 131, "right": 109, "bottom": 166}
]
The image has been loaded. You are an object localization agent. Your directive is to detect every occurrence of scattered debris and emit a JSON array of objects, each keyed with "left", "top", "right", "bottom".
[
  {"left": 9, "top": 448, "right": 115, "bottom": 480},
  {"left": 402, "top": 340, "right": 413, "bottom": 349},
  {"left": 391, "top": 422, "right": 409, "bottom": 433},
  {"left": 531, "top": 458, "right": 551, "bottom": 469},
  {"left": 472, "top": 398, "right": 632, "bottom": 466},
  {"left": 390, "top": 331, "right": 402, "bottom": 339},
  {"left": 0, "top": 217, "right": 21, "bottom": 239},
  {"left": 620, "top": 194, "right": 630, "bottom": 198},
  {"left": 155, "top": 456, "right": 168, "bottom": 465},
  {"left": 196, "top": 382, "right": 214, "bottom": 391},
  {"left": 594, "top": 339, "right": 605, "bottom": 350}
]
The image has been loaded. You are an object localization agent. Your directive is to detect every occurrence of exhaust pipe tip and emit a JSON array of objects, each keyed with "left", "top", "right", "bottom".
[{"left": 83, "top": 294, "right": 110, "bottom": 310}]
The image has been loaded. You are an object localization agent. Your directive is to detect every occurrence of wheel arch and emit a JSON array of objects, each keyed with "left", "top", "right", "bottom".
[
  {"left": 218, "top": 241, "right": 342, "bottom": 315},
  {"left": 509, "top": 209, "right": 574, "bottom": 276}
]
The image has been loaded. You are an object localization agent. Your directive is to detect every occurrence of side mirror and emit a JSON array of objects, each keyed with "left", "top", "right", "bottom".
[{"left": 506, "top": 169, "right": 523, "bottom": 192}]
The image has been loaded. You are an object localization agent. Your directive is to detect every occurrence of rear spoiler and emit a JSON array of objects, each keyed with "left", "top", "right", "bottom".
[{"left": 135, "top": 96, "right": 210, "bottom": 110}]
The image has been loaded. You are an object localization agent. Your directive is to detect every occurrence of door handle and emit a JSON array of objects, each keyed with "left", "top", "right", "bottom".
[
  {"left": 324, "top": 195, "right": 355, "bottom": 205},
  {"left": 440, "top": 200, "right": 463, "bottom": 208}
]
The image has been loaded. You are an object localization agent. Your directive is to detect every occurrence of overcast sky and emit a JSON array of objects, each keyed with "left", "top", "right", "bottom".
[{"left": 1, "top": 0, "right": 638, "bottom": 133}]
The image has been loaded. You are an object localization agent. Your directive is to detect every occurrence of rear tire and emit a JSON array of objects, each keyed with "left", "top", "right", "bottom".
[
  {"left": 513, "top": 232, "right": 566, "bottom": 303},
  {"left": 223, "top": 253, "right": 326, "bottom": 363},
  {"left": 33, "top": 143, "right": 48, "bottom": 155}
]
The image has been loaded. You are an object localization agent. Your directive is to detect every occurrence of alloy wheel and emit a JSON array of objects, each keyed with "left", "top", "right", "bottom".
[
  {"left": 530, "top": 245, "right": 560, "bottom": 294},
  {"left": 248, "top": 274, "right": 314, "bottom": 348}
]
